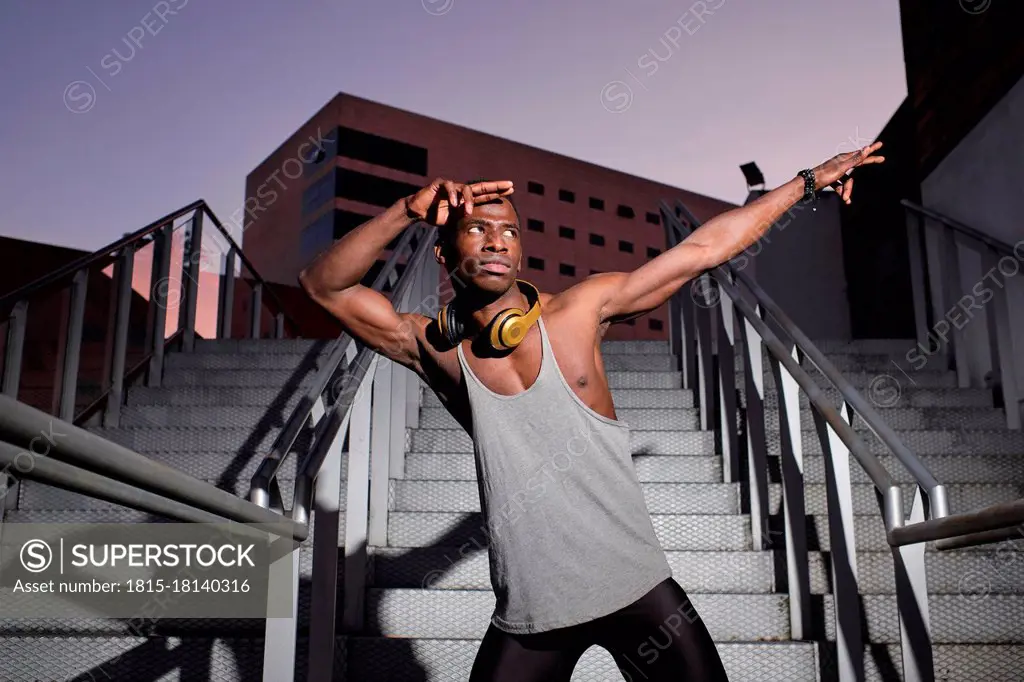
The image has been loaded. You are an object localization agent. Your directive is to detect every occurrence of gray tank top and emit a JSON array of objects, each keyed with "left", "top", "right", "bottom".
[{"left": 456, "top": 316, "right": 672, "bottom": 634}]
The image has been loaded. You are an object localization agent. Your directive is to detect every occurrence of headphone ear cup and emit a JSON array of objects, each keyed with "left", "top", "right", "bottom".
[
  {"left": 445, "top": 303, "right": 462, "bottom": 345},
  {"left": 490, "top": 308, "right": 526, "bottom": 350}
]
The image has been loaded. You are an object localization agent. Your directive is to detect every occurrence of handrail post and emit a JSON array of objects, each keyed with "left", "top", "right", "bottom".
[
  {"left": 103, "top": 245, "right": 135, "bottom": 428},
  {"left": 2, "top": 300, "right": 28, "bottom": 398},
  {"left": 922, "top": 221, "right": 956, "bottom": 373},
  {"left": 305, "top": 399, "right": 346, "bottom": 682},
  {"left": 981, "top": 246, "right": 1022, "bottom": 429},
  {"left": 180, "top": 210, "right": 205, "bottom": 353},
  {"left": 716, "top": 278, "right": 740, "bottom": 484},
  {"left": 904, "top": 208, "right": 931, "bottom": 350},
  {"left": 250, "top": 281, "right": 263, "bottom": 339},
  {"left": 812, "top": 401, "right": 864, "bottom": 681},
  {"left": 58, "top": 269, "right": 89, "bottom": 421},
  {"left": 889, "top": 485, "right": 934, "bottom": 682},
  {"left": 342, "top": 359, "right": 377, "bottom": 632},
  {"left": 218, "top": 247, "right": 236, "bottom": 339},
  {"left": 148, "top": 224, "right": 173, "bottom": 387},
  {"left": 274, "top": 312, "right": 285, "bottom": 339},
  {"left": 369, "top": 357, "right": 393, "bottom": 546},
  {"left": 738, "top": 303, "right": 771, "bottom": 550},
  {"left": 692, "top": 277, "right": 716, "bottom": 431},
  {"left": 939, "top": 227, "right": 970, "bottom": 388},
  {"left": 771, "top": 344, "right": 812, "bottom": 639}
]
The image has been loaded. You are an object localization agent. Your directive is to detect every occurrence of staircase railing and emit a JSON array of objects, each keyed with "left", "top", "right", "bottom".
[
  {"left": 661, "top": 198, "right": 1024, "bottom": 682},
  {"left": 901, "top": 200, "right": 1023, "bottom": 430},
  {"left": 0, "top": 199, "right": 301, "bottom": 430},
  {"left": 249, "top": 221, "right": 440, "bottom": 682}
]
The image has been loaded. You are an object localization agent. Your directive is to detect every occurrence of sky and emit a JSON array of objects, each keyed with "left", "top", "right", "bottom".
[{"left": 0, "top": 0, "right": 907, "bottom": 253}]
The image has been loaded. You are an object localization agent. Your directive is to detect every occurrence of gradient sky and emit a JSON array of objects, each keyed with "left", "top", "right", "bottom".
[{"left": 0, "top": 0, "right": 907, "bottom": 252}]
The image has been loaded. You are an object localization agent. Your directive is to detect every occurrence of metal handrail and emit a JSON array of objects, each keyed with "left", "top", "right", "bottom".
[
  {"left": 669, "top": 199, "right": 949, "bottom": 517},
  {"left": 713, "top": 269, "right": 898, "bottom": 494},
  {"left": 0, "top": 396, "right": 306, "bottom": 541},
  {"left": 902, "top": 199, "right": 1016, "bottom": 258},
  {"left": 0, "top": 200, "right": 301, "bottom": 335}
]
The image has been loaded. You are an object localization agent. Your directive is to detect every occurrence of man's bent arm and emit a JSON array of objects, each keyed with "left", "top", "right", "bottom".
[{"left": 298, "top": 198, "right": 423, "bottom": 367}]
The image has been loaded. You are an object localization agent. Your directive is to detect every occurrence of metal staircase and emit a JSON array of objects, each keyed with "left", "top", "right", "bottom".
[{"left": 1, "top": 199, "right": 1022, "bottom": 680}]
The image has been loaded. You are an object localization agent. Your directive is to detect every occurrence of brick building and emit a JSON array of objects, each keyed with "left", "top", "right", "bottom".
[{"left": 241, "top": 93, "right": 736, "bottom": 339}]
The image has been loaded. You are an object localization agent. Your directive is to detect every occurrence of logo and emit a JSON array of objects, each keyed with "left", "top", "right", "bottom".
[{"left": 20, "top": 539, "right": 53, "bottom": 573}]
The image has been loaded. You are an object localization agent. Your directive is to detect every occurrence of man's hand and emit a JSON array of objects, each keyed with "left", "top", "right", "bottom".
[
  {"left": 811, "top": 141, "right": 885, "bottom": 205},
  {"left": 406, "top": 178, "right": 515, "bottom": 226}
]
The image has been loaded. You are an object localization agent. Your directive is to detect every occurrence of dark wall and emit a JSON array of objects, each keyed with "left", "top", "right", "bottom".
[
  {"left": 900, "top": 0, "right": 1024, "bottom": 179},
  {"left": 839, "top": 99, "right": 920, "bottom": 339}
]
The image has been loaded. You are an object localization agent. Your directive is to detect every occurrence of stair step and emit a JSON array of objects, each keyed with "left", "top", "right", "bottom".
[
  {"left": 810, "top": 339, "right": 918, "bottom": 354},
  {"left": 767, "top": 429, "right": 1024, "bottom": 456},
  {"left": 365, "top": 588, "right": 791, "bottom": 641},
  {"left": 737, "top": 352, "right": 951, "bottom": 374},
  {"left": 799, "top": 452, "right": 1024, "bottom": 484},
  {"left": 128, "top": 384, "right": 311, "bottom": 407},
  {"left": 409, "top": 428, "right": 714, "bottom": 454},
  {"left": 403, "top": 452, "right": 722, "bottom": 482},
  {"left": 764, "top": 405, "right": 1007, "bottom": 431},
  {"left": 822, "top": 594, "right": 1024, "bottom": 643},
  {"left": 419, "top": 406, "right": 699, "bottom": 431},
  {"left": 761, "top": 385, "right": 996, "bottom": 409},
  {"left": 371, "top": 547, "right": 776, "bottom": 593},
  {"left": 386, "top": 511, "right": 751, "bottom": 551},
  {"left": 740, "top": 369, "right": 959, "bottom": 389}
]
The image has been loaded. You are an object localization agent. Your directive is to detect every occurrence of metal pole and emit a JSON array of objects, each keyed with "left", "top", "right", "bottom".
[
  {"left": 812, "top": 401, "right": 864, "bottom": 682},
  {"left": 275, "top": 312, "right": 285, "bottom": 339},
  {"left": 369, "top": 358, "right": 393, "bottom": 546},
  {"left": 250, "top": 282, "right": 263, "bottom": 339},
  {"left": 940, "top": 227, "right": 970, "bottom": 387},
  {"left": 716, "top": 282, "right": 740, "bottom": 483},
  {"left": 104, "top": 245, "right": 135, "bottom": 428},
  {"left": 218, "top": 248, "right": 236, "bottom": 339},
  {"left": 148, "top": 225, "right": 173, "bottom": 388},
  {"left": 892, "top": 487, "right": 934, "bottom": 682},
  {"left": 306, "top": 403, "right": 345, "bottom": 681},
  {"left": 769, "top": 345, "right": 811, "bottom": 640},
  {"left": 982, "top": 247, "right": 1022, "bottom": 430},
  {"left": 2, "top": 300, "right": 28, "bottom": 398},
  {"left": 739, "top": 305, "right": 771, "bottom": 551},
  {"left": 905, "top": 210, "right": 930, "bottom": 350},
  {"left": 181, "top": 211, "right": 205, "bottom": 352},
  {"left": 342, "top": 360, "right": 377, "bottom": 631},
  {"left": 58, "top": 269, "right": 89, "bottom": 421}
]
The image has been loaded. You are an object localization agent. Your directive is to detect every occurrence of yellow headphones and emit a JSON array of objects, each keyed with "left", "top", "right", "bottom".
[{"left": 438, "top": 280, "right": 542, "bottom": 350}]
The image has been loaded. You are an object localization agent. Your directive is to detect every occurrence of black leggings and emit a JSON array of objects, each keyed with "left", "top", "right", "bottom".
[{"left": 468, "top": 578, "right": 730, "bottom": 681}]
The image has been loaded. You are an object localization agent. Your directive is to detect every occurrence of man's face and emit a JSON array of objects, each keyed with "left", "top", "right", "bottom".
[{"left": 437, "top": 198, "right": 522, "bottom": 296}]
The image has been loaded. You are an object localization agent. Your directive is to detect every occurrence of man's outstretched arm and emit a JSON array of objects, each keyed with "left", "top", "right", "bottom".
[{"left": 577, "top": 143, "right": 884, "bottom": 324}]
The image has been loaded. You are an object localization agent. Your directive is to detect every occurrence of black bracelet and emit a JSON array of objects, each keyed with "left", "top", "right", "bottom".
[{"left": 797, "top": 169, "right": 816, "bottom": 204}]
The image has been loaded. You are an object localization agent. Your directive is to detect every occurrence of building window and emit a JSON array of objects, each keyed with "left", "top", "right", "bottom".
[
  {"left": 334, "top": 209, "right": 373, "bottom": 241},
  {"left": 589, "top": 197, "right": 604, "bottom": 210},
  {"left": 589, "top": 233, "right": 605, "bottom": 246},
  {"left": 336, "top": 168, "right": 422, "bottom": 209},
  {"left": 300, "top": 212, "right": 334, "bottom": 262},
  {"left": 528, "top": 256, "right": 545, "bottom": 270},
  {"left": 647, "top": 247, "right": 661, "bottom": 259},
  {"left": 619, "top": 240, "right": 634, "bottom": 253},
  {"left": 646, "top": 211, "right": 660, "bottom": 225},
  {"left": 617, "top": 204, "right": 635, "bottom": 219},
  {"left": 558, "top": 189, "right": 575, "bottom": 203},
  {"left": 648, "top": 319, "right": 664, "bottom": 331},
  {"left": 528, "top": 181, "right": 545, "bottom": 195},
  {"left": 301, "top": 169, "right": 336, "bottom": 215},
  {"left": 337, "top": 126, "right": 428, "bottom": 176},
  {"left": 559, "top": 263, "right": 576, "bottom": 276},
  {"left": 527, "top": 218, "right": 544, "bottom": 233},
  {"left": 559, "top": 226, "right": 575, "bottom": 240}
]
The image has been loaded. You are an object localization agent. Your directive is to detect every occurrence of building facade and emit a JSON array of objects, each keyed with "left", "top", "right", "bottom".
[{"left": 241, "top": 93, "right": 735, "bottom": 340}]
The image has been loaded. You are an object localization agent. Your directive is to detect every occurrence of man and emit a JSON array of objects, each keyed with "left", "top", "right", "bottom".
[{"left": 299, "top": 142, "right": 884, "bottom": 681}]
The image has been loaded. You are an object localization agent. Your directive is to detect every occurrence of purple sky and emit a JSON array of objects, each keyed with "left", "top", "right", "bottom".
[{"left": 0, "top": 0, "right": 906, "bottom": 252}]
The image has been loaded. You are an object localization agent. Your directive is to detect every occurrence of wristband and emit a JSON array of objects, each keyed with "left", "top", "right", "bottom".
[{"left": 797, "top": 169, "right": 817, "bottom": 210}]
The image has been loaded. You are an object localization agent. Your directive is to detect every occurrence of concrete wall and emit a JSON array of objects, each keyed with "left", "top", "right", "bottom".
[
  {"left": 734, "top": 189, "right": 852, "bottom": 341},
  {"left": 920, "top": 73, "right": 1024, "bottom": 390}
]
